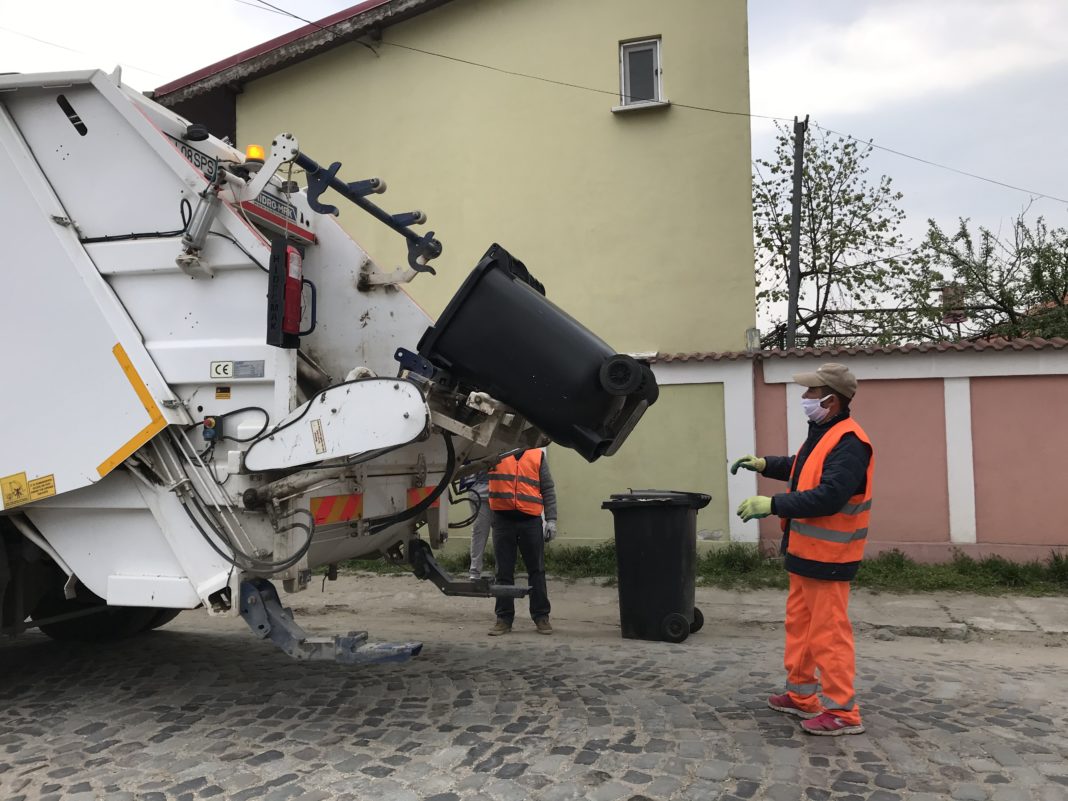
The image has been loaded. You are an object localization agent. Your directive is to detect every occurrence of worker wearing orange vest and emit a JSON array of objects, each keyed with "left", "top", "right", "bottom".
[
  {"left": 486, "top": 448, "right": 558, "bottom": 636},
  {"left": 731, "top": 363, "right": 874, "bottom": 736}
]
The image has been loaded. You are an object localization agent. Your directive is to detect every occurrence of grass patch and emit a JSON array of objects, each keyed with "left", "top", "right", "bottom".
[
  {"left": 698, "top": 543, "right": 787, "bottom": 590},
  {"left": 338, "top": 551, "right": 484, "bottom": 577},
  {"left": 337, "top": 543, "right": 1068, "bottom": 595},
  {"left": 854, "top": 549, "right": 1068, "bottom": 594},
  {"left": 547, "top": 542, "right": 618, "bottom": 577},
  {"left": 338, "top": 541, "right": 617, "bottom": 579}
]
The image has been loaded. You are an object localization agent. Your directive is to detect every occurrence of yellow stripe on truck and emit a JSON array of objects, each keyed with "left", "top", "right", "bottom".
[{"left": 96, "top": 343, "right": 167, "bottom": 477}]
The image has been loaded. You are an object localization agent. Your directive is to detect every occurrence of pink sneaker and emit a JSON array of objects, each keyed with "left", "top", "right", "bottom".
[
  {"left": 767, "top": 693, "right": 820, "bottom": 719},
  {"left": 801, "top": 712, "right": 865, "bottom": 736}
]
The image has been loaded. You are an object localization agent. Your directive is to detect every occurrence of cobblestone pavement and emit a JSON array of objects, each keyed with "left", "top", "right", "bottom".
[{"left": 2, "top": 576, "right": 1068, "bottom": 801}]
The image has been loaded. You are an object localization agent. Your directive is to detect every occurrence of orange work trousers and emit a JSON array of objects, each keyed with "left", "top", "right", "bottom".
[{"left": 783, "top": 572, "right": 861, "bottom": 725}]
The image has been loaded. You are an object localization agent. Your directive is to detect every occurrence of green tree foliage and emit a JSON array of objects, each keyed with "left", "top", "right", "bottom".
[
  {"left": 752, "top": 124, "right": 908, "bottom": 347},
  {"left": 898, "top": 214, "right": 1068, "bottom": 341}
]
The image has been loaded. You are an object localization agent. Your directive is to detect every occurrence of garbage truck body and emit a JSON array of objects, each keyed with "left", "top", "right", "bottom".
[{"left": 0, "top": 69, "right": 657, "bottom": 663}]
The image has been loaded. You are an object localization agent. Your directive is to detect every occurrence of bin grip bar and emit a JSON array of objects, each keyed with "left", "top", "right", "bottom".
[
  {"left": 296, "top": 152, "right": 441, "bottom": 274},
  {"left": 407, "top": 538, "right": 529, "bottom": 598}
]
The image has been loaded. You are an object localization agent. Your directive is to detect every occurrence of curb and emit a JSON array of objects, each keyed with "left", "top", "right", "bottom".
[{"left": 862, "top": 622, "right": 970, "bottom": 641}]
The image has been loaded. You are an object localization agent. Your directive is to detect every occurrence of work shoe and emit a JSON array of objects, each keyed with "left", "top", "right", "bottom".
[
  {"left": 767, "top": 693, "right": 820, "bottom": 719},
  {"left": 487, "top": 620, "right": 511, "bottom": 636},
  {"left": 801, "top": 712, "right": 865, "bottom": 736},
  {"left": 534, "top": 617, "right": 553, "bottom": 635}
]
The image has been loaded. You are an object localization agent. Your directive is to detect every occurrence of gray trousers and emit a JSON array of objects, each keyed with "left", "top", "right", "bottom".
[
  {"left": 468, "top": 491, "right": 492, "bottom": 575},
  {"left": 492, "top": 512, "right": 550, "bottom": 623}
]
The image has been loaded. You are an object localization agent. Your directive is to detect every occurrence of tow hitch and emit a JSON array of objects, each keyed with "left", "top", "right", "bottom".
[{"left": 239, "top": 578, "right": 423, "bottom": 665}]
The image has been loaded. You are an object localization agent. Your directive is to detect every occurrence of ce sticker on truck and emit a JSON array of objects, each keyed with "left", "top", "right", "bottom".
[
  {"left": 210, "top": 361, "right": 265, "bottom": 379},
  {"left": 210, "top": 361, "right": 234, "bottom": 378}
]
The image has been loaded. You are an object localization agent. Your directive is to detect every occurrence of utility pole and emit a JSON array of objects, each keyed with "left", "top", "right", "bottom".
[{"left": 785, "top": 115, "right": 808, "bottom": 349}]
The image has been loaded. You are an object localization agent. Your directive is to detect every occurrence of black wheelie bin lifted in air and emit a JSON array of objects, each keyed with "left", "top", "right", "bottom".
[
  {"left": 601, "top": 490, "right": 711, "bottom": 643},
  {"left": 417, "top": 243, "right": 658, "bottom": 463}
]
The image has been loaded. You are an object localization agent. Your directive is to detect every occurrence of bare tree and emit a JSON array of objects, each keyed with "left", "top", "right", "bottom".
[{"left": 753, "top": 124, "right": 909, "bottom": 347}]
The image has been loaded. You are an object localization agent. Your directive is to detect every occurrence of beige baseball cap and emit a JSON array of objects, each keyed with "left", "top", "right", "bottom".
[{"left": 792, "top": 362, "right": 858, "bottom": 399}]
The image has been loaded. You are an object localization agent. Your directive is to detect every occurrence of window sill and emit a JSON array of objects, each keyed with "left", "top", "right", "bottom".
[{"left": 611, "top": 100, "right": 671, "bottom": 114}]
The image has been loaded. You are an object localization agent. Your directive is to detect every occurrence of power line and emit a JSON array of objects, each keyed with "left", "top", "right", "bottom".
[
  {"left": 232, "top": 0, "right": 295, "bottom": 19},
  {"left": 241, "top": 0, "right": 783, "bottom": 120},
  {"left": 0, "top": 23, "right": 164, "bottom": 78},
  {"left": 247, "top": 0, "right": 336, "bottom": 35},
  {"left": 237, "top": 0, "right": 1067, "bottom": 203},
  {"left": 380, "top": 41, "right": 783, "bottom": 121},
  {"left": 814, "top": 123, "right": 1068, "bottom": 206}
]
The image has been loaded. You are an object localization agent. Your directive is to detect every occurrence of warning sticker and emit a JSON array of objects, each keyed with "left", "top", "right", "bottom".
[
  {"left": 1, "top": 472, "right": 29, "bottom": 508},
  {"left": 29, "top": 474, "right": 56, "bottom": 502},
  {"left": 311, "top": 494, "right": 364, "bottom": 524},
  {"left": 215, "top": 386, "right": 232, "bottom": 400},
  {"left": 311, "top": 419, "right": 327, "bottom": 454},
  {"left": 1, "top": 472, "right": 55, "bottom": 509},
  {"left": 407, "top": 486, "right": 441, "bottom": 509}
]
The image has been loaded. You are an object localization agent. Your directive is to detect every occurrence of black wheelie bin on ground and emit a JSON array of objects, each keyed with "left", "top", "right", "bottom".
[{"left": 601, "top": 490, "right": 711, "bottom": 643}]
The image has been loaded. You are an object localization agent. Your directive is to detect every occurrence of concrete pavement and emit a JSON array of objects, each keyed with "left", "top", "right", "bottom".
[{"left": 688, "top": 585, "right": 1068, "bottom": 641}]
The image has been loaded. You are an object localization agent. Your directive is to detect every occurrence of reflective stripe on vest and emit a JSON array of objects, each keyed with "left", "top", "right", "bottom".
[
  {"left": 787, "top": 418, "right": 874, "bottom": 564},
  {"left": 487, "top": 473, "right": 540, "bottom": 488},
  {"left": 791, "top": 522, "right": 869, "bottom": 543},
  {"left": 487, "top": 450, "right": 544, "bottom": 516}
]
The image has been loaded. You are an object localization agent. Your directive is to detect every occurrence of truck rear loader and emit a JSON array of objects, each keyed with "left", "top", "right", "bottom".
[{"left": 0, "top": 69, "right": 657, "bottom": 664}]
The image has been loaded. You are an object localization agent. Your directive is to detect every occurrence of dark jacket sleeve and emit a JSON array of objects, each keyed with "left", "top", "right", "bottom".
[
  {"left": 761, "top": 455, "right": 795, "bottom": 482},
  {"left": 771, "top": 435, "right": 871, "bottom": 519},
  {"left": 539, "top": 455, "right": 558, "bottom": 521}
]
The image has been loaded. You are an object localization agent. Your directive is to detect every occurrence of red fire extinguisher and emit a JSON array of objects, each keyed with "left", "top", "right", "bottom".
[
  {"left": 267, "top": 237, "right": 316, "bottom": 348},
  {"left": 282, "top": 245, "right": 302, "bottom": 336}
]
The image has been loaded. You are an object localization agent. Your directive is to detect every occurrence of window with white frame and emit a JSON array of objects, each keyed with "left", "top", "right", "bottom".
[{"left": 619, "top": 38, "right": 662, "bottom": 106}]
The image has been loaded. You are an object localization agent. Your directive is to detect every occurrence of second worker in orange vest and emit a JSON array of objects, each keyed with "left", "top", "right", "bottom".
[
  {"left": 485, "top": 448, "right": 558, "bottom": 637},
  {"left": 732, "top": 363, "right": 874, "bottom": 737}
]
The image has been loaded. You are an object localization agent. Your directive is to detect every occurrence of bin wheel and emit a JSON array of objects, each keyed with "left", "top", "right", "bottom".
[
  {"left": 690, "top": 607, "right": 704, "bottom": 634},
  {"left": 661, "top": 613, "right": 690, "bottom": 644},
  {"left": 637, "top": 364, "right": 660, "bottom": 404},
  {"left": 599, "top": 355, "right": 643, "bottom": 396}
]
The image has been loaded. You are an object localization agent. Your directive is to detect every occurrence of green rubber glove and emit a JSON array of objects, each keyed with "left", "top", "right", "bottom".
[
  {"left": 737, "top": 496, "right": 773, "bottom": 522},
  {"left": 730, "top": 455, "right": 766, "bottom": 475}
]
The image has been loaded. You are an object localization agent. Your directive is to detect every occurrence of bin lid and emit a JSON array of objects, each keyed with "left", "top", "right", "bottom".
[{"left": 601, "top": 489, "right": 711, "bottom": 510}]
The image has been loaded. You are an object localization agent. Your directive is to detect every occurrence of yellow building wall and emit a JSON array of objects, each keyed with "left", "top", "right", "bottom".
[
  {"left": 236, "top": 0, "right": 754, "bottom": 355},
  {"left": 439, "top": 382, "right": 729, "bottom": 558},
  {"left": 550, "top": 382, "right": 729, "bottom": 547},
  {"left": 236, "top": 0, "right": 752, "bottom": 548}
]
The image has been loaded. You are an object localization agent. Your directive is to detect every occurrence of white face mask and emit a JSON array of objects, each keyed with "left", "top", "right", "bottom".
[{"left": 801, "top": 395, "right": 833, "bottom": 423}]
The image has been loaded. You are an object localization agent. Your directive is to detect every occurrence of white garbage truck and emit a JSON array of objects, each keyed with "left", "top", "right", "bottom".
[{"left": 0, "top": 69, "right": 658, "bottom": 664}]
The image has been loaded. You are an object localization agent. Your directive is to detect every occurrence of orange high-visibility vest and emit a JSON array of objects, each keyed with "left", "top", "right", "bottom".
[
  {"left": 787, "top": 419, "right": 874, "bottom": 564},
  {"left": 488, "top": 450, "right": 544, "bottom": 516}
]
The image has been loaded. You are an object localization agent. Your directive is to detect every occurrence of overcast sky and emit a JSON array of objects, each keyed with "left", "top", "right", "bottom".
[
  {"left": 749, "top": 0, "right": 1068, "bottom": 244},
  {"left": 3, "top": 0, "right": 1065, "bottom": 246}
]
